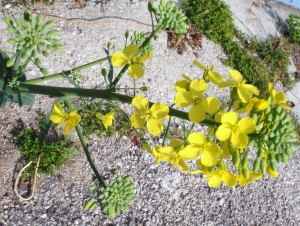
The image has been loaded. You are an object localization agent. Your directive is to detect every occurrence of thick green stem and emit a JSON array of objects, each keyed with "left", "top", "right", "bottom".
[
  {"left": 18, "top": 83, "right": 220, "bottom": 128},
  {"left": 23, "top": 57, "right": 108, "bottom": 84},
  {"left": 64, "top": 98, "right": 106, "bottom": 188}
]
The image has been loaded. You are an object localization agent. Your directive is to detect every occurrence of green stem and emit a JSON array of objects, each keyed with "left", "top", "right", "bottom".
[
  {"left": 64, "top": 98, "right": 106, "bottom": 188},
  {"left": 184, "top": 123, "right": 195, "bottom": 145},
  {"left": 133, "top": 79, "right": 136, "bottom": 96},
  {"left": 18, "top": 83, "right": 220, "bottom": 128},
  {"left": 162, "top": 115, "right": 172, "bottom": 146},
  {"left": 108, "top": 65, "right": 129, "bottom": 90},
  {"left": 227, "top": 99, "right": 234, "bottom": 112},
  {"left": 23, "top": 57, "right": 108, "bottom": 84}
]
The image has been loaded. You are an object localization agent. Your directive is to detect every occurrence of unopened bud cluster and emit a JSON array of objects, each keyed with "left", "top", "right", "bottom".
[
  {"left": 251, "top": 102, "right": 297, "bottom": 173},
  {"left": 130, "top": 31, "right": 155, "bottom": 57},
  {"left": 98, "top": 175, "right": 135, "bottom": 218},
  {"left": 5, "top": 10, "right": 63, "bottom": 75},
  {"left": 149, "top": 0, "right": 189, "bottom": 38}
]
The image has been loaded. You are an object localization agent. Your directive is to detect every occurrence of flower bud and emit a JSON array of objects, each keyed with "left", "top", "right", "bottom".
[
  {"left": 6, "top": 59, "right": 14, "bottom": 67},
  {"left": 139, "top": 86, "right": 150, "bottom": 91}
]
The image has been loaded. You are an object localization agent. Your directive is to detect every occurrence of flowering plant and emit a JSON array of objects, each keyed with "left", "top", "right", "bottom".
[{"left": 1, "top": 0, "right": 298, "bottom": 218}]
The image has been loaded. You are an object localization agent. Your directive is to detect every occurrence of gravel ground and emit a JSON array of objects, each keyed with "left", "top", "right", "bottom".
[{"left": 0, "top": 0, "right": 300, "bottom": 225}]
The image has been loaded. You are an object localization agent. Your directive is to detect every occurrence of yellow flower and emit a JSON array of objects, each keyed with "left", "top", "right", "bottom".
[
  {"left": 143, "top": 141, "right": 199, "bottom": 172},
  {"left": 239, "top": 172, "right": 262, "bottom": 186},
  {"left": 204, "top": 169, "right": 238, "bottom": 188},
  {"left": 103, "top": 112, "right": 114, "bottom": 129},
  {"left": 215, "top": 112, "right": 256, "bottom": 149},
  {"left": 111, "top": 44, "right": 151, "bottom": 79},
  {"left": 50, "top": 102, "right": 81, "bottom": 135},
  {"left": 193, "top": 60, "right": 222, "bottom": 84},
  {"left": 218, "top": 70, "right": 259, "bottom": 103},
  {"left": 268, "top": 82, "right": 291, "bottom": 110},
  {"left": 130, "top": 95, "right": 169, "bottom": 136},
  {"left": 174, "top": 74, "right": 192, "bottom": 92},
  {"left": 174, "top": 79, "right": 220, "bottom": 123},
  {"left": 234, "top": 97, "right": 269, "bottom": 114},
  {"left": 96, "top": 112, "right": 114, "bottom": 129},
  {"left": 185, "top": 132, "right": 222, "bottom": 167}
]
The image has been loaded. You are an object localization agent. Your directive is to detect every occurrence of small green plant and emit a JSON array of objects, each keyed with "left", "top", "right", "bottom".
[
  {"left": 78, "top": 99, "right": 146, "bottom": 139},
  {"left": 286, "top": 14, "right": 300, "bottom": 44},
  {"left": 16, "top": 127, "right": 77, "bottom": 179},
  {"left": 182, "top": 0, "right": 235, "bottom": 45}
]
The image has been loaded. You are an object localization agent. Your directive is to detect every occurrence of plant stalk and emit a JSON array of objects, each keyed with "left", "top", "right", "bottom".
[
  {"left": 18, "top": 83, "right": 220, "bottom": 128},
  {"left": 23, "top": 57, "right": 108, "bottom": 84},
  {"left": 64, "top": 98, "right": 106, "bottom": 188}
]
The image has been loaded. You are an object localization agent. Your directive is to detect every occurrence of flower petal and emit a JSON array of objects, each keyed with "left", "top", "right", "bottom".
[
  {"left": 279, "top": 103, "right": 292, "bottom": 110},
  {"left": 150, "top": 103, "right": 169, "bottom": 119},
  {"left": 237, "top": 117, "right": 256, "bottom": 134},
  {"left": 177, "top": 158, "right": 189, "bottom": 171},
  {"left": 231, "top": 130, "right": 248, "bottom": 148},
  {"left": 187, "top": 132, "right": 206, "bottom": 145},
  {"left": 175, "top": 79, "right": 190, "bottom": 92},
  {"left": 143, "top": 143, "right": 153, "bottom": 155},
  {"left": 103, "top": 112, "right": 114, "bottom": 129},
  {"left": 203, "top": 143, "right": 221, "bottom": 162},
  {"left": 229, "top": 70, "right": 243, "bottom": 84},
  {"left": 130, "top": 112, "right": 145, "bottom": 128},
  {"left": 208, "top": 71, "right": 222, "bottom": 84},
  {"left": 193, "top": 60, "right": 208, "bottom": 70},
  {"left": 64, "top": 110, "right": 81, "bottom": 135},
  {"left": 132, "top": 95, "right": 149, "bottom": 112},
  {"left": 123, "top": 44, "right": 139, "bottom": 57},
  {"left": 221, "top": 170, "right": 238, "bottom": 187},
  {"left": 201, "top": 143, "right": 221, "bottom": 167},
  {"left": 128, "top": 63, "right": 144, "bottom": 79},
  {"left": 208, "top": 175, "right": 222, "bottom": 188},
  {"left": 274, "top": 91, "right": 287, "bottom": 104},
  {"left": 201, "top": 97, "right": 220, "bottom": 114},
  {"left": 267, "top": 167, "right": 278, "bottom": 178},
  {"left": 50, "top": 103, "right": 68, "bottom": 124},
  {"left": 169, "top": 140, "right": 184, "bottom": 152},
  {"left": 182, "top": 74, "right": 192, "bottom": 82},
  {"left": 189, "top": 79, "right": 207, "bottom": 97},
  {"left": 216, "top": 124, "right": 232, "bottom": 141},
  {"left": 111, "top": 52, "right": 129, "bottom": 67},
  {"left": 218, "top": 81, "right": 236, "bottom": 89},
  {"left": 268, "top": 82, "right": 273, "bottom": 95},
  {"left": 136, "top": 51, "right": 151, "bottom": 63},
  {"left": 237, "top": 86, "right": 252, "bottom": 103},
  {"left": 189, "top": 103, "right": 206, "bottom": 123},
  {"left": 147, "top": 118, "right": 163, "bottom": 136},
  {"left": 174, "top": 91, "right": 193, "bottom": 108},
  {"left": 221, "top": 112, "right": 238, "bottom": 126},
  {"left": 178, "top": 145, "right": 201, "bottom": 159}
]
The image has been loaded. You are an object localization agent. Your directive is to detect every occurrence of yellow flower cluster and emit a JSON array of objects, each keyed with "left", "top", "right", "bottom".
[
  {"left": 127, "top": 59, "right": 292, "bottom": 188},
  {"left": 102, "top": 42, "right": 293, "bottom": 188}
]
